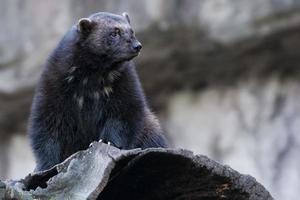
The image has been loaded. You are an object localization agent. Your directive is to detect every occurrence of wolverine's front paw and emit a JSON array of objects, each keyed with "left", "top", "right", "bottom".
[
  {"left": 89, "top": 141, "right": 97, "bottom": 147},
  {"left": 89, "top": 139, "right": 122, "bottom": 150},
  {"left": 88, "top": 139, "right": 104, "bottom": 147},
  {"left": 98, "top": 139, "right": 112, "bottom": 146},
  {"left": 88, "top": 139, "right": 107, "bottom": 148}
]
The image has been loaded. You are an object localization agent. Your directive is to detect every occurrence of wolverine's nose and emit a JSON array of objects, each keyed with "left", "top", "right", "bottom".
[{"left": 133, "top": 41, "right": 142, "bottom": 52}]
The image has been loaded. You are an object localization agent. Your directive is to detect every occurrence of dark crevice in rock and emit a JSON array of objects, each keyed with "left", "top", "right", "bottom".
[
  {"left": 106, "top": 154, "right": 140, "bottom": 183},
  {"left": 23, "top": 167, "right": 58, "bottom": 191},
  {"left": 136, "top": 24, "right": 300, "bottom": 111},
  {"left": 98, "top": 151, "right": 250, "bottom": 200}
]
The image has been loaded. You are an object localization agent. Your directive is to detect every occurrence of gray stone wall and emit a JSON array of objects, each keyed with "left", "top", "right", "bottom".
[
  {"left": 166, "top": 78, "right": 300, "bottom": 200},
  {"left": 1, "top": 1, "right": 300, "bottom": 199}
]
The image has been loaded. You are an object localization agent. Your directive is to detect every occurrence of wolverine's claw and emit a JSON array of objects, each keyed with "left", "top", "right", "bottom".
[{"left": 105, "top": 141, "right": 111, "bottom": 153}]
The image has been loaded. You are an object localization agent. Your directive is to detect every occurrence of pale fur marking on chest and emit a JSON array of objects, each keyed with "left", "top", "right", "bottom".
[
  {"left": 93, "top": 91, "right": 100, "bottom": 100},
  {"left": 66, "top": 76, "right": 74, "bottom": 83},
  {"left": 71, "top": 73, "right": 115, "bottom": 106},
  {"left": 103, "top": 86, "right": 113, "bottom": 97},
  {"left": 82, "top": 77, "right": 88, "bottom": 85},
  {"left": 77, "top": 96, "right": 84, "bottom": 109}
]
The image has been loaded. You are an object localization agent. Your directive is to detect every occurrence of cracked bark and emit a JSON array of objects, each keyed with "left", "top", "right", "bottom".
[{"left": 0, "top": 142, "right": 273, "bottom": 200}]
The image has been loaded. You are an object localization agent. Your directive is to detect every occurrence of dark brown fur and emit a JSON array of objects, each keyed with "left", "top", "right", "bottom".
[{"left": 28, "top": 12, "right": 168, "bottom": 171}]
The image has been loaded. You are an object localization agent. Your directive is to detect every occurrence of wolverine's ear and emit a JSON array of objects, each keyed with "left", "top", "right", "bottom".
[
  {"left": 122, "top": 12, "right": 130, "bottom": 24},
  {"left": 77, "top": 18, "right": 94, "bottom": 33}
]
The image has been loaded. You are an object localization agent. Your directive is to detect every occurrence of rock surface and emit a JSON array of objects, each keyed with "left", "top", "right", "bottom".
[{"left": 1, "top": 142, "right": 273, "bottom": 200}]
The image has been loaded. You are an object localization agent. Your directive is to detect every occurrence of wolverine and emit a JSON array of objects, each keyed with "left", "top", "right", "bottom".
[{"left": 28, "top": 12, "right": 168, "bottom": 171}]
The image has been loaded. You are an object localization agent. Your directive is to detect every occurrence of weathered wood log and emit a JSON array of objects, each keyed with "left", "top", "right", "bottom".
[{"left": 0, "top": 142, "right": 273, "bottom": 200}]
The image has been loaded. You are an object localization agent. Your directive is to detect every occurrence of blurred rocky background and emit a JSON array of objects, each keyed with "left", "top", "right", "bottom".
[{"left": 1, "top": 0, "right": 300, "bottom": 199}]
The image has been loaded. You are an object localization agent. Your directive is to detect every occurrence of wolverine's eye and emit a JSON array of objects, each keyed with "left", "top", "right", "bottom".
[{"left": 110, "top": 28, "right": 121, "bottom": 38}]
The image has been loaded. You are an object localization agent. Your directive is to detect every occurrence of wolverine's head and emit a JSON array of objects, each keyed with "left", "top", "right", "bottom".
[{"left": 76, "top": 12, "right": 142, "bottom": 63}]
